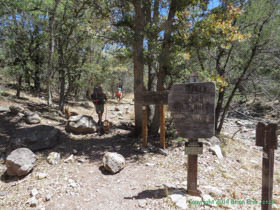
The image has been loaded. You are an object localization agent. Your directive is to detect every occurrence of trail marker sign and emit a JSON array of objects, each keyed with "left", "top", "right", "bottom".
[
  {"left": 168, "top": 82, "right": 216, "bottom": 139},
  {"left": 256, "top": 122, "right": 278, "bottom": 210}
]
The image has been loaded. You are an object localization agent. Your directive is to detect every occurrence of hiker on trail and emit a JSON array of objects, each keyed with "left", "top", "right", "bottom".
[
  {"left": 91, "top": 86, "right": 107, "bottom": 125},
  {"left": 116, "top": 87, "right": 122, "bottom": 104}
]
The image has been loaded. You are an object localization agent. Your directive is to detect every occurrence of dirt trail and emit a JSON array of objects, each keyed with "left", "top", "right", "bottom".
[{"left": 0, "top": 91, "right": 280, "bottom": 210}]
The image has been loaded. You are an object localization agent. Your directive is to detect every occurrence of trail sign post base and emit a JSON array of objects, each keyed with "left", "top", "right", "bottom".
[
  {"left": 256, "top": 122, "right": 278, "bottom": 210},
  {"left": 186, "top": 148, "right": 202, "bottom": 196}
]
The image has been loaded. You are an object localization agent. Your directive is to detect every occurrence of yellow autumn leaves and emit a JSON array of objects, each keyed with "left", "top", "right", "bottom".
[
  {"left": 211, "top": 75, "right": 228, "bottom": 92},
  {"left": 179, "top": 52, "right": 191, "bottom": 60},
  {"left": 203, "top": 4, "right": 250, "bottom": 48}
]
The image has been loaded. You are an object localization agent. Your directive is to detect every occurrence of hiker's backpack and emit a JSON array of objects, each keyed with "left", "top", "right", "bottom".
[
  {"left": 91, "top": 86, "right": 106, "bottom": 104},
  {"left": 116, "top": 90, "right": 122, "bottom": 97}
]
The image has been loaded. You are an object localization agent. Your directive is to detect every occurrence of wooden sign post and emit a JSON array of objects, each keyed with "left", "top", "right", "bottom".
[
  {"left": 142, "top": 106, "right": 148, "bottom": 147},
  {"left": 256, "top": 122, "right": 278, "bottom": 210},
  {"left": 135, "top": 91, "right": 169, "bottom": 149},
  {"left": 168, "top": 80, "right": 215, "bottom": 196}
]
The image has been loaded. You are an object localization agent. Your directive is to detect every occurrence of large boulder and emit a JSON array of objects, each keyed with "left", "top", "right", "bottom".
[
  {"left": 0, "top": 106, "right": 10, "bottom": 113},
  {"left": 6, "top": 148, "right": 36, "bottom": 176},
  {"left": 11, "top": 125, "right": 60, "bottom": 151},
  {"left": 103, "top": 152, "right": 125, "bottom": 174},
  {"left": 9, "top": 105, "right": 24, "bottom": 114},
  {"left": 66, "top": 115, "right": 97, "bottom": 134},
  {"left": 24, "top": 111, "right": 41, "bottom": 124}
]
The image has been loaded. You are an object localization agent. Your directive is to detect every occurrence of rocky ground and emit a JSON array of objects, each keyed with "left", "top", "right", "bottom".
[{"left": 0, "top": 88, "right": 280, "bottom": 210}]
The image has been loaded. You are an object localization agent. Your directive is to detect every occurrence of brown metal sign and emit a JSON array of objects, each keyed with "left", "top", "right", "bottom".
[
  {"left": 185, "top": 141, "right": 203, "bottom": 155},
  {"left": 168, "top": 82, "right": 216, "bottom": 139}
]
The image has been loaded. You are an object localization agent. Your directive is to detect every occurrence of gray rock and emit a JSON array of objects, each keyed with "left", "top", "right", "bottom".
[
  {"left": 0, "top": 191, "right": 8, "bottom": 197},
  {"left": 138, "top": 200, "right": 146, "bottom": 208},
  {"left": 170, "top": 194, "right": 188, "bottom": 209},
  {"left": 176, "top": 197, "right": 188, "bottom": 209},
  {"left": 68, "top": 178, "right": 78, "bottom": 188},
  {"left": 80, "top": 102, "right": 91, "bottom": 108},
  {"left": 45, "top": 193, "right": 51, "bottom": 201},
  {"left": 6, "top": 148, "right": 36, "bottom": 176},
  {"left": 36, "top": 172, "right": 47, "bottom": 180},
  {"left": 203, "top": 186, "right": 223, "bottom": 198},
  {"left": 9, "top": 105, "right": 24, "bottom": 114},
  {"left": 66, "top": 115, "right": 97, "bottom": 134},
  {"left": 140, "top": 148, "right": 149, "bottom": 153},
  {"left": 24, "top": 111, "right": 41, "bottom": 124},
  {"left": 208, "top": 136, "right": 221, "bottom": 145},
  {"left": 170, "top": 194, "right": 185, "bottom": 203},
  {"left": 27, "top": 197, "right": 38, "bottom": 207},
  {"left": 18, "top": 113, "right": 24, "bottom": 118},
  {"left": 11, "top": 125, "right": 60, "bottom": 151},
  {"left": 0, "top": 106, "right": 10, "bottom": 112},
  {"left": 209, "top": 145, "right": 223, "bottom": 159},
  {"left": 30, "top": 188, "right": 38, "bottom": 197},
  {"left": 145, "top": 163, "right": 155, "bottom": 167},
  {"left": 103, "top": 152, "right": 125, "bottom": 174},
  {"left": 64, "top": 154, "right": 74, "bottom": 163},
  {"left": 47, "top": 152, "right": 60, "bottom": 165},
  {"left": 158, "top": 148, "right": 168, "bottom": 156}
]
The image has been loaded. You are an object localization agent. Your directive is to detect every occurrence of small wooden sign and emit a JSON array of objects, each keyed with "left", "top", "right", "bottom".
[
  {"left": 256, "top": 122, "right": 278, "bottom": 149},
  {"left": 168, "top": 82, "right": 216, "bottom": 139},
  {"left": 185, "top": 141, "right": 203, "bottom": 155},
  {"left": 135, "top": 91, "right": 169, "bottom": 105}
]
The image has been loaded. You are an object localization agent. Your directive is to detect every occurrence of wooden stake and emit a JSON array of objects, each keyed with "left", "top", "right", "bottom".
[
  {"left": 261, "top": 147, "right": 274, "bottom": 210},
  {"left": 142, "top": 106, "right": 148, "bottom": 147},
  {"left": 160, "top": 104, "right": 166, "bottom": 149},
  {"left": 186, "top": 139, "right": 201, "bottom": 196}
]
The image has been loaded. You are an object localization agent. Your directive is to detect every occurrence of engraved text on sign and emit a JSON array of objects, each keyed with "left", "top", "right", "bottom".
[{"left": 168, "top": 82, "right": 215, "bottom": 139}]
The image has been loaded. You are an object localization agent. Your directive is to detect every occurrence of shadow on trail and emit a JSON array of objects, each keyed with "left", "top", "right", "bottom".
[
  {"left": 57, "top": 129, "right": 141, "bottom": 163},
  {"left": 0, "top": 109, "right": 145, "bottom": 164},
  {"left": 124, "top": 187, "right": 187, "bottom": 200},
  {"left": 0, "top": 112, "right": 22, "bottom": 154},
  {"left": 124, "top": 188, "right": 167, "bottom": 200},
  {"left": 0, "top": 170, "right": 31, "bottom": 183}
]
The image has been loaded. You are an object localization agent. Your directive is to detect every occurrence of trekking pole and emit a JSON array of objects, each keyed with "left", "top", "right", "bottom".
[{"left": 105, "top": 103, "right": 108, "bottom": 121}]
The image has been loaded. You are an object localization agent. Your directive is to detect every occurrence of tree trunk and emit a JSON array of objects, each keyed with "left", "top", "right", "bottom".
[
  {"left": 59, "top": 68, "right": 65, "bottom": 111},
  {"left": 146, "top": 0, "right": 159, "bottom": 134},
  {"left": 16, "top": 75, "right": 22, "bottom": 98},
  {"left": 150, "top": 0, "right": 177, "bottom": 135},
  {"left": 34, "top": 66, "right": 41, "bottom": 92},
  {"left": 132, "top": 0, "right": 145, "bottom": 136},
  {"left": 47, "top": 0, "right": 61, "bottom": 106}
]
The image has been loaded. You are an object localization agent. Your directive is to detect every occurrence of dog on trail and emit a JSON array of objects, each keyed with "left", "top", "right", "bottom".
[{"left": 64, "top": 106, "right": 78, "bottom": 119}]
